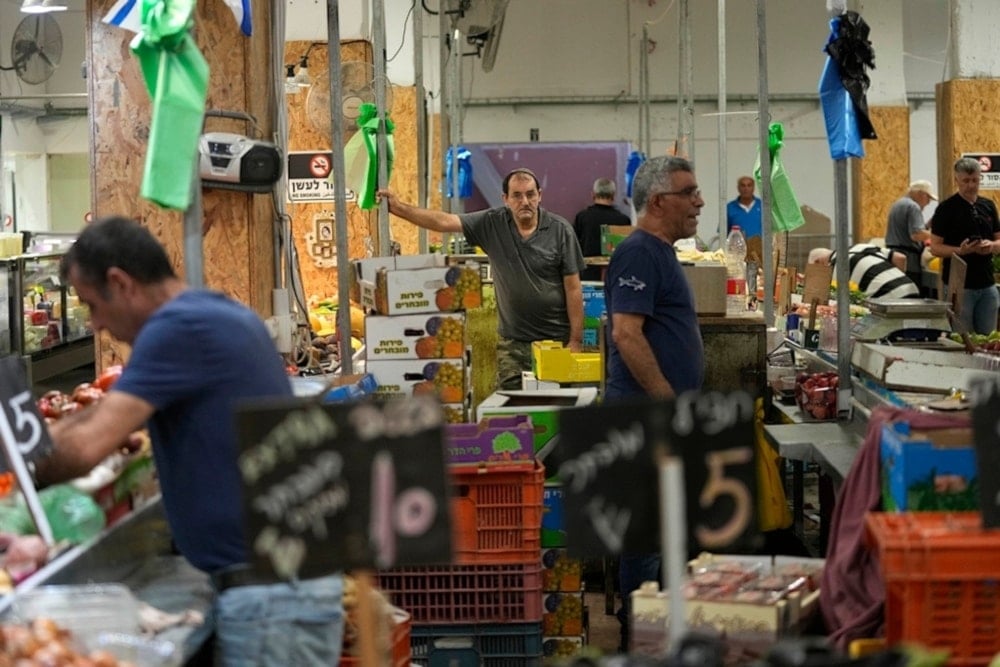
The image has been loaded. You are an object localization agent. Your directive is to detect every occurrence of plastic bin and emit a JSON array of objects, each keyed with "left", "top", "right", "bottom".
[
  {"left": 88, "top": 633, "right": 180, "bottom": 667},
  {"left": 11, "top": 584, "right": 140, "bottom": 642},
  {"left": 410, "top": 622, "right": 543, "bottom": 667},
  {"left": 865, "top": 511, "right": 1000, "bottom": 665},
  {"left": 376, "top": 562, "right": 543, "bottom": 625},
  {"left": 450, "top": 460, "right": 544, "bottom": 564}
]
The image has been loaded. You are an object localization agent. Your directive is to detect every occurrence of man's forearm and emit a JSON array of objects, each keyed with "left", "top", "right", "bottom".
[
  {"left": 389, "top": 199, "right": 461, "bottom": 234},
  {"left": 564, "top": 282, "right": 584, "bottom": 346}
]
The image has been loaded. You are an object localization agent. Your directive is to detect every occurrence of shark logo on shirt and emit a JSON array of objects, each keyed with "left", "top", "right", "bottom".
[{"left": 618, "top": 275, "right": 646, "bottom": 291}]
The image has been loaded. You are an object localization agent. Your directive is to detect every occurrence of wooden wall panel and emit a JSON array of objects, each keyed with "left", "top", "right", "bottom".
[
  {"left": 851, "top": 106, "right": 909, "bottom": 243},
  {"left": 87, "top": 0, "right": 274, "bottom": 369},
  {"left": 936, "top": 79, "right": 1000, "bottom": 209},
  {"left": 285, "top": 40, "right": 422, "bottom": 303}
]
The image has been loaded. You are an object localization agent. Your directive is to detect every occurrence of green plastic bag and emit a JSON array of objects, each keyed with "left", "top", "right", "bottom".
[
  {"left": 1, "top": 485, "right": 105, "bottom": 544},
  {"left": 343, "top": 102, "right": 395, "bottom": 210},
  {"left": 131, "top": 0, "right": 209, "bottom": 210},
  {"left": 755, "top": 122, "right": 806, "bottom": 233}
]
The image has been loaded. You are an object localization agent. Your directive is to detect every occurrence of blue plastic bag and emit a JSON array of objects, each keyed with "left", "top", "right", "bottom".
[
  {"left": 819, "top": 56, "right": 864, "bottom": 160},
  {"left": 444, "top": 146, "right": 473, "bottom": 199},
  {"left": 625, "top": 150, "right": 646, "bottom": 199}
]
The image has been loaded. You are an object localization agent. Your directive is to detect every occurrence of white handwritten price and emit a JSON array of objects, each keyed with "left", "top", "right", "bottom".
[{"left": 369, "top": 451, "right": 438, "bottom": 569}]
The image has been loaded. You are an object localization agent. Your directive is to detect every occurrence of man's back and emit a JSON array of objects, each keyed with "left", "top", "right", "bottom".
[
  {"left": 575, "top": 203, "right": 630, "bottom": 281},
  {"left": 834, "top": 244, "right": 920, "bottom": 300}
]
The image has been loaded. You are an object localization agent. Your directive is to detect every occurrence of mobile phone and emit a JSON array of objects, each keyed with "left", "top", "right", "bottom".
[{"left": 968, "top": 235, "right": 982, "bottom": 242}]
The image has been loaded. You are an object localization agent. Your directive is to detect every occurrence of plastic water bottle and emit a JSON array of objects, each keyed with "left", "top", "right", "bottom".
[{"left": 725, "top": 226, "right": 747, "bottom": 317}]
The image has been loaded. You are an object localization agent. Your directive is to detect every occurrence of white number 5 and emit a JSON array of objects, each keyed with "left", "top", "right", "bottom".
[{"left": 3, "top": 391, "right": 43, "bottom": 455}]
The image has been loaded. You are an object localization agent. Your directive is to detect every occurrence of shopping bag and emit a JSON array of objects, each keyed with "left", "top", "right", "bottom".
[
  {"left": 754, "top": 398, "right": 793, "bottom": 532},
  {"left": 344, "top": 102, "right": 395, "bottom": 210}
]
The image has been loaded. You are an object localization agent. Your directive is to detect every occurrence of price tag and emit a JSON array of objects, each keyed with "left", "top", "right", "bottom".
[
  {"left": 0, "top": 355, "right": 55, "bottom": 471},
  {"left": 548, "top": 390, "right": 758, "bottom": 558},
  {"left": 970, "top": 377, "right": 1000, "bottom": 528},
  {"left": 236, "top": 395, "right": 452, "bottom": 581}
]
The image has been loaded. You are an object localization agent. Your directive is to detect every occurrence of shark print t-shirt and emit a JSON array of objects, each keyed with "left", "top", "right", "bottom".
[{"left": 603, "top": 229, "right": 705, "bottom": 399}]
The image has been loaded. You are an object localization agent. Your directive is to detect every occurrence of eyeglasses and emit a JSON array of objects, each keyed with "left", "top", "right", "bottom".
[{"left": 656, "top": 186, "right": 702, "bottom": 200}]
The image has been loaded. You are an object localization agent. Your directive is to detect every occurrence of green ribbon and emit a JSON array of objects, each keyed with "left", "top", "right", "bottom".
[
  {"left": 131, "top": 0, "right": 209, "bottom": 210},
  {"left": 344, "top": 102, "right": 395, "bottom": 210}
]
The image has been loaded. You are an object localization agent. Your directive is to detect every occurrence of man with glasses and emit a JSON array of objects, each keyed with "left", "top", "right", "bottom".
[
  {"left": 929, "top": 157, "right": 1000, "bottom": 334},
  {"left": 378, "top": 169, "right": 585, "bottom": 390},
  {"left": 603, "top": 155, "right": 706, "bottom": 651}
]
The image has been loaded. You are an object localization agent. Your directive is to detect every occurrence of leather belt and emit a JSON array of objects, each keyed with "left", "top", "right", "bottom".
[{"left": 210, "top": 566, "right": 268, "bottom": 592}]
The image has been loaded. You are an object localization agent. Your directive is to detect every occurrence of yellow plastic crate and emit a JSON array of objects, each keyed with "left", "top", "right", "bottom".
[{"left": 531, "top": 341, "right": 601, "bottom": 383}]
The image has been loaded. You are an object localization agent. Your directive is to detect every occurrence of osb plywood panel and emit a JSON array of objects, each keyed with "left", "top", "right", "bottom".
[
  {"left": 851, "top": 106, "right": 909, "bottom": 243},
  {"left": 88, "top": 0, "right": 274, "bottom": 369},
  {"left": 285, "top": 40, "right": 422, "bottom": 302},
  {"left": 936, "top": 79, "right": 1000, "bottom": 209}
]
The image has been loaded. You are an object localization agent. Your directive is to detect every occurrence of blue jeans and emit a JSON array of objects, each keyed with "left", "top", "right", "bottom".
[
  {"left": 617, "top": 553, "right": 661, "bottom": 652},
  {"left": 946, "top": 284, "right": 1000, "bottom": 335},
  {"left": 214, "top": 574, "right": 344, "bottom": 666}
]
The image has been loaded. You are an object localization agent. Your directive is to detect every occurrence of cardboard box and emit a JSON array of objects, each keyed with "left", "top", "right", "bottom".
[
  {"left": 542, "top": 547, "right": 584, "bottom": 592},
  {"left": 477, "top": 388, "right": 599, "bottom": 459},
  {"left": 542, "top": 482, "right": 565, "bottom": 547},
  {"left": 543, "top": 592, "right": 585, "bottom": 635},
  {"left": 443, "top": 414, "right": 535, "bottom": 466},
  {"left": 365, "top": 313, "right": 467, "bottom": 360},
  {"left": 680, "top": 262, "right": 726, "bottom": 316},
  {"left": 601, "top": 225, "right": 635, "bottom": 256},
  {"left": 352, "top": 254, "right": 483, "bottom": 315},
  {"left": 367, "top": 358, "right": 468, "bottom": 403},
  {"left": 521, "top": 371, "right": 561, "bottom": 391},
  {"left": 531, "top": 341, "right": 602, "bottom": 383},
  {"left": 880, "top": 422, "right": 978, "bottom": 511},
  {"left": 582, "top": 281, "right": 606, "bottom": 328},
  {"left": 852, "top": 342, "right": 995, "bottom": 392}
]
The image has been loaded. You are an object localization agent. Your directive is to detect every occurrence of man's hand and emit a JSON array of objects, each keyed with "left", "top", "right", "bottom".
[
  {"left": 567, "top": 340, "right": 582, "bottom": 353},
  {"left": 376, "top": 189, "right": 396, "bottom": 213}
]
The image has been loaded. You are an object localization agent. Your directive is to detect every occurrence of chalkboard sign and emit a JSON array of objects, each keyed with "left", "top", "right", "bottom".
[
  {"left": 548, "top": 390, "right": 758, "bottom": 558},
  {"left": 0, "top": 355, "right": 55, "bottom": 472},
  {"left": 970, "top": 376, "right": 1000, "bottom": 528},
  {"left": 236, "top": 394, "right": 452, "bottom": 581}
]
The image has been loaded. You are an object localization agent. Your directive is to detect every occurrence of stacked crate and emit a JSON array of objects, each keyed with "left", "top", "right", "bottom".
[
  {"left": 354, "top": 254, "right": 483, "bottom": 423},
  {"left": 377, "top": 419, "right": 546, "bottom": 666}
]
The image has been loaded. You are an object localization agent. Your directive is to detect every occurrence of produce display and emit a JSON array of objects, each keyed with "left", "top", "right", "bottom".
[
  {"left": 950, "top": 331, "right": 1000, "bottom": 352},
  {"left": 794, "top": 371, "right": 839, "bottom": 421},
  {"left": 0, "top": 618, "right": 137, "bottom": 666}
]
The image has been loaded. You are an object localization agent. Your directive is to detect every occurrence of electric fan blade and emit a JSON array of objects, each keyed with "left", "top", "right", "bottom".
[{"left": 38, "top": 51, "right": 54, "bottom": 68}]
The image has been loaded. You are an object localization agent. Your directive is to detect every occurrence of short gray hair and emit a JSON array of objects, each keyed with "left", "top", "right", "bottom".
[
  {"left": 954, "top": 157, "right": 981, "bottom": 175},
  {"left": 632, "top": 156, "right": 694, "bottom": 213},
  {"left": 593, "top": 178, "right": 616, "bottom": 199}
]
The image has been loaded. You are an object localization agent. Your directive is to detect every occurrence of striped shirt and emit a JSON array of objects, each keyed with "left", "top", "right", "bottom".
[{"left": 830, "top": 243, "right": 920, "bottom": 300}]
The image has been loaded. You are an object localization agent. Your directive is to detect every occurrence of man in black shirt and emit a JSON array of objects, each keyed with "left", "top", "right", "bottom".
[
  {"left": 574, "top": 177, "right": 631, "bottom": 281},
  {"left": 930, "top": 157, "right": 1000, "bottom": 334}
]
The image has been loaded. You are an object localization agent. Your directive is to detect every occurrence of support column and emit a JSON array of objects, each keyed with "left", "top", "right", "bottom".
[
  {"left": 850, "top": 0, "right": 909, "bottom": 243},
  {"left": 936, "top": 0, "right": 1000, "bottom": 207}
]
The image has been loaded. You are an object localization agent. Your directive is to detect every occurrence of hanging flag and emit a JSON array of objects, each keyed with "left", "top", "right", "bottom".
[
  {"left": 102, "top": 0, "right": 142, "bottom": 33},
  {"left": 103, "top": 0, "right": 251, "bottom": 36},
  {"left": 221, "top": 0, "right": 252, "bottom": 36}
]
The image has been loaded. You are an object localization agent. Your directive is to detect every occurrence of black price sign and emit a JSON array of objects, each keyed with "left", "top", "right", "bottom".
[
  {"left": 236, "top": 395, "right": 452, "bottom": 581},
  {"left": 0, "top": 355, "right": 55, "bottom": 472},
  {"left": 970, "top": 377, "right": 1000, "bottom": 528},
  {"left": 549, "top": 390, "right": 758, "bottom": 558}
]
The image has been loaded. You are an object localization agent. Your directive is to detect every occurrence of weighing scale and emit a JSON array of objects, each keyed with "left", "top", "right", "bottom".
[{"left": 850, "top": 298, "right": 953, "bottom": 342}]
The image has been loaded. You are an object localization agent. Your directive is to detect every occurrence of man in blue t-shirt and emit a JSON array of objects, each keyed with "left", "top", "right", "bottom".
[
  {"left": 726, "top": 175, "right": 762, "bottom": 240},
  {"left": 36, "top": 217, "right": 344, "bottom": 666},
  {"left": 604, "top": 155, "right": 705, "bottom": 651}
]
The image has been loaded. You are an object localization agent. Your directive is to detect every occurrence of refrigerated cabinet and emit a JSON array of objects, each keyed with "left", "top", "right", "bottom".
[{"left": 1, "top": 252, "right": 94, "bottom": 383}]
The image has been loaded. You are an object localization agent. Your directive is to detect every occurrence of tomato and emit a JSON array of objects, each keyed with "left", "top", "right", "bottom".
[{"left": 93, "top": 365, "right": 123, "bottom": 391}]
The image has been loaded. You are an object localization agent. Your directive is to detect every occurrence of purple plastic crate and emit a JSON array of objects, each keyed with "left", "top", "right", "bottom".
[{"left": 444, "top": 415, "right": 534, "bottom": 466}]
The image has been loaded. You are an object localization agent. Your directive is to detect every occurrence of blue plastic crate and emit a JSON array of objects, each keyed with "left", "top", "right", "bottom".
[{"left": 411, "top": 623, "right": 543, "bottom": 667}]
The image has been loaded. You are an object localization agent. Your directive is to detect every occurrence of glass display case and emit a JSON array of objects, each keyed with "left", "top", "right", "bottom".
[{"left": 2, "top": 251, "right": 95, "bottom": 383}]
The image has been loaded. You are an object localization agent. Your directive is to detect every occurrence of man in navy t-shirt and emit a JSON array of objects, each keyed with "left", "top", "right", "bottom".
[
  {"left": 36, "top": 217, "right": 344, "bottom": 666},
  {"left": 604, "top": 155, "right": 705, "bottom": 650}
]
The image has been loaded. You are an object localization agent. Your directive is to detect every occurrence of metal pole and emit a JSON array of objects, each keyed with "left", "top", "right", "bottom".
[
  {"left": 446, "top": 27, "right": 463, "bottom": 253},
  {"left": 834, "top": 159, "right": 852, "bottom": 414},
  {"left": 327, "top": 0, "right": 353, "bottom": 375},
  {"left": 639, "top": 26, "right": 649, "bottom": 156},
  {"left": 675, "top": 0, "right": 686, "bottom": 155},
  {"left": 717, "top": 0, "right": 727, "bottom": 245},
  {"left": 184, "top": 160, "right": 203, "bottom": 288},
  {"left": 683, "top": 0, "right": 694, "bottom": 165},
  {"left": 373, "top": 0, "right": 391, "bottom": 257},
  {"left": 439, "top": 8, "right": 451, "bottom": 217},
  {"left": 414, "top": 0, "right": 428, "bottom": 252},
  {"left": 756, "top": 0, "right": 773, "bottom": 325}
]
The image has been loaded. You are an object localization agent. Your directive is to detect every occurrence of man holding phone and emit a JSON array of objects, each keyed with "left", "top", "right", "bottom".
[{"left": 929, "top": 157, "right": 1000, "bottom": 334}]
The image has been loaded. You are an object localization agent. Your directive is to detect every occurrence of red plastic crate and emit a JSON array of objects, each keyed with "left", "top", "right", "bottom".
[
  {"left": 376, "top": 562, "right": 543, "bottom": 625},
  {"left": 865, "top": 511, "right": 1000, "bottom": 665},
  {"left": 450, "top": 460, "right": 544, "bottom": 564},
  {"left": 340, "top": 609, "right": 411, "bottom": 667}
]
